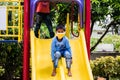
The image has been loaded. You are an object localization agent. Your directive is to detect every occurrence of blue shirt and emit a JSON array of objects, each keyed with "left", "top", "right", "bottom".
[{"left": 51, "top": 36, "right": 72, "bottom": 61}]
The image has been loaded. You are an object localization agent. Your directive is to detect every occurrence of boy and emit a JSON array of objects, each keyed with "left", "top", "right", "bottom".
[
  {"left": 34, "top": 0, "right": 54, "bottom": 38},
  {"left": 51, "top": 24, "right": 72, "bottom": 77}
]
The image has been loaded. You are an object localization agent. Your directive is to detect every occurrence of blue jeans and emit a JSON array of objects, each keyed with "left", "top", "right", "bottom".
[
  {"left": 34, "top": 12, "right": 54, "bottom": 38},
  {"left": 53, "top": 51, "right": 72, "bottom": 69}
]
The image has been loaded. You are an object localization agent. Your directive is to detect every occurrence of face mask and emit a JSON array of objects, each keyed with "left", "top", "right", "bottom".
[{"left": 56, "top": 32, "right": 65, "bottom": 39}]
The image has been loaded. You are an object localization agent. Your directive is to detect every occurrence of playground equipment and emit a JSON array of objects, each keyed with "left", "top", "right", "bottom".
[
  {"left": 28, "top": 0, "right": 93, "bottom": 80},
  {"left": 0, "top": 0, "right": 92, "bottom": 80},
  {"left": 0, "top": 0, "right": 23, "bottom": 42},
  {"left": 31, "top": 29, "right": 93, "bottom": 80}
]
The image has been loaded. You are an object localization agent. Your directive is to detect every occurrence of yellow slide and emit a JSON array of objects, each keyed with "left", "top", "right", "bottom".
[{"left": 31, "top": 30, "right": 93, "bottom": 80}]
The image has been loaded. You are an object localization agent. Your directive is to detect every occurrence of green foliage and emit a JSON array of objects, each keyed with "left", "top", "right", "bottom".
[
  {"left": 91, "top": 0, "right": 108, "bottom": 21},
  {"left": 91, "top": 35, "right": 120, "bottom": 52},
  {"left": 39, "top": 23, "right": 56, "bottom": 38},
  {"left": 56, "top": 3, "right": 78, "bottom": 24},
  {"left": 102, "top": 35, "right": 120, "bottom": 52},
  {"left": 0, "top": 66, "right": 4, "bottom": 76},
  {"left": 50, "top": 2, "right": 78, "bottom": 25},
  {"left": 0, "top": 43, "right": 22, "bottom": 80},
  {"left": 90, "top": 56, "right": 120, "bottom": 79},
  {"left": 91, "top": 0, "right": 120, "bottom": 21},
  {"left": 90, "top": 38, "right": 99, "bottom": 48},
  {"left": 91, "top": 0, "right": 120, "bottom": 35},
  {"left": 114, "top": 56, "right": 120, "bottom": 76}
]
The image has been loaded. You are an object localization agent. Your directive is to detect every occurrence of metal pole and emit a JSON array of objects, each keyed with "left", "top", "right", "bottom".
[
  {"left": 23, "top": 0, "right": 30, "bottom": 80},
  {"left": 85, "top": 0, "right": 91, "bottom": 60}
]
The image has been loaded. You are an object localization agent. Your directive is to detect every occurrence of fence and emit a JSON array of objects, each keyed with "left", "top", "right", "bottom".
[{"left": 0, "top": 0, "right": 23, "bottom": 42}]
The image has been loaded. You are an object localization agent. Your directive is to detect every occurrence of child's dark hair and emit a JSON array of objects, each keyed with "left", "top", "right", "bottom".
[{"left": 56, "top": 24, "right": 65, "bottom": 31}]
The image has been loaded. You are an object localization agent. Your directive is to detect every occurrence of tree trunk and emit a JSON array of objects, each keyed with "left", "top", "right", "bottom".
[
  {"left": 91, "top": 20, "right": 95, "bottom": 36},
  {"left": 90, "top": 21, "right": 114, "bottom": 52}
]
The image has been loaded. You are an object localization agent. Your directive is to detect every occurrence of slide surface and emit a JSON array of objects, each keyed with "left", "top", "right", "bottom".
[{"left": 31, "top": 30, "right": 93, "bottom": 80}]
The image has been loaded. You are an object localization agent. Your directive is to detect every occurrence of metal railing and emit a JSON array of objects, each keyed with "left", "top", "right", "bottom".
[{"left": 0, "top": 0, "right": 23, "bottom": 42}]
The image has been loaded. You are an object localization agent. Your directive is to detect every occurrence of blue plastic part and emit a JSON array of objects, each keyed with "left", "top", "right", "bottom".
[{"left": 0, "top": 40, "right": 18, "bottom": 43}]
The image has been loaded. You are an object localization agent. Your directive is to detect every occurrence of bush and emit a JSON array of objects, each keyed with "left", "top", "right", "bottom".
[
  {"left": 0, "top": 43, "right": 22, "bottom": 80},
  {"left": 90, "top": 56, "right": 120, "bottom": 79},
  {"left": 114, "top": 56, "right": 120, "bottom": 76},
  {"left": 0, "top": 66, "right": 4, "bottom": 76}
]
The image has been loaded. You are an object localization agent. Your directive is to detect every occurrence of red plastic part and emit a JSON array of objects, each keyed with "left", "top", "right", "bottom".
[
  {"left": 23, "top": 0, "right": 30, "bottom": 80},
  {"left": 85, "top": 0, "right": 91, "bottom": 60}
]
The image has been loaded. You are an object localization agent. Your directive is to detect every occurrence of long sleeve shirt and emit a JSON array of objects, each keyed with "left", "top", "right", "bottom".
[{"left": 51, "top": 36, "right": 72, "bottom": 61}]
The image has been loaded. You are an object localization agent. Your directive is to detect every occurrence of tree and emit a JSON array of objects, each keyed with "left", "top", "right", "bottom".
[
  {"left": 91, "top": 0, "right": 108, "bottom": 35},
  {"left": 55, "top": 2, "right": 78, "bottom": 24},
  {"left": 49, "top": 2, "right": 79, "bottom": 25},
  {"left": 91, "top": 0, "right": 120, "bottom": 51}
]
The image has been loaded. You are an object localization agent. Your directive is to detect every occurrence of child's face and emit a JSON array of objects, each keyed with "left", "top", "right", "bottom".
[
  {"left": 56, "top": 29, "right": 65, "bottom": 40},
  {"left": 57, "top": 29, "right": 64, "bottom": 33}
]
